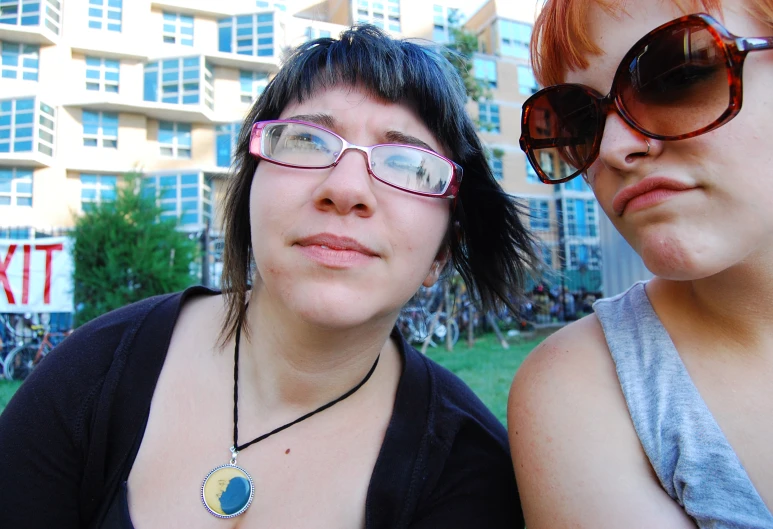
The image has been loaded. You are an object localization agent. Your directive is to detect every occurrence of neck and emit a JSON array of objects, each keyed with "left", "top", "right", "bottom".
[
  {"left": 652, "top": 249, "right": 773, "bottom": 350},
  {"left": 237, "top": 285, "right": 398, "bottom": 414}
]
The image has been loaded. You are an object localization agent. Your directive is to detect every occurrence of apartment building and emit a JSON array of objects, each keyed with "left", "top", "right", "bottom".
[
  {"left": 465, "top": 0, "right": 602, "bottom": 291},
  {"left": 0, "top": 0, "right": 600, "bottom": 289}
]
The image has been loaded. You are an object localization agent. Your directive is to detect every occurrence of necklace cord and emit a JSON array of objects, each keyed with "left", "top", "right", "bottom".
[{"left": 232, "top": 311, "right": 381, "bottom": 453}]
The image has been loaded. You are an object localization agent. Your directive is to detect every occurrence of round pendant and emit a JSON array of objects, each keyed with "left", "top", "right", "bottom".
[{"left": 201, "top": 464, "right": 255, "bottom": 518}]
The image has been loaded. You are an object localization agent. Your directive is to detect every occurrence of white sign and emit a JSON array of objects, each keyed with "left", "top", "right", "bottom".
[{"left": 0, "top": 237, "right": 74, "bottom": 313}]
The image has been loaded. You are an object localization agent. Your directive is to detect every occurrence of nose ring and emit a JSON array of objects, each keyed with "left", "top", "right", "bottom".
[{"left": 644, "top": 140, "right": 651, "bottom": 156}]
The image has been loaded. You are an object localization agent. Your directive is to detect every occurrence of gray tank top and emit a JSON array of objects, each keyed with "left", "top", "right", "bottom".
[{"left": 593, "top": 282, "right": 773, "bottom": 528}]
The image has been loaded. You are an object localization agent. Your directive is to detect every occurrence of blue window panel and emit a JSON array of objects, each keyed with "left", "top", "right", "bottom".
[
  {"left": 14, "top": 140, "right": 33, "bottom": 151},
  {"left": 0, "top": 129, "right": 9, "bottom": 140},
  {"left": 144, "top": 70, "right": 158, "bottom": 101},
  {"left": 108, "top": 0, "right": 122, "bottom": 8},
  {"left": 21, "top": 15, "right": 39, "bottom": 25},
  {"left": 257, "top": 49, "right": 272, "bottom": 56},
  {"left": 86, "top": 69, "right": 100, "bottom": 80},
  {"left": 107, "top": 22, "right": 120, "bottom": 31},
  {"left": 22, "top": 71, "right": 37, "bottom": 81},
  {"left": 88, "top": 20, "right": 101, "bottom": 29},
  {"left": 17, "top": 98, "right": 34, "bottom": 110},
  {"left": 16, "top": 113, "right": 33, "bottom": 124},
  {"left": 22, "top": 3, "right": 39, "bottom": 13},
  {"left": 180, "top": 187, "right": 198, "bottom": 198},
  {"left": 258, "top": 37, "right": 273, "bottom": 45},
  {"left": 218, "top": 24, "right": 232, "bottom": 52},
  {"left": 81, "top": 188, "right": 97, "bottom": 200},
  {"left": 182, "top": 94, "right": 198, "bottom": 104},
  {"left": 16, "top": 126, "right": 33, "bottom": 137},
  {"left": 0, "top": 144, "right": 8, "bottom": 153},
  {"left": 88, "top": 7, "right": 101, "bottom": 17},
  {"left": 105, "top": 71, "right": 119, "bottom": 82},
  {"left": 257, "top": 13, "right": 272, "bottom": 22},
  {"left": 182, "top": 57, "right": 198, "bottom": 67},
  {"left": 160, "top": 188, "right": 176, "bottom": 199},
  {"left": 181, "top": 173, "right": 197, "bottom": 184},
  {"left": 257, "top": 25, "right": 272, "bottom": 34}
]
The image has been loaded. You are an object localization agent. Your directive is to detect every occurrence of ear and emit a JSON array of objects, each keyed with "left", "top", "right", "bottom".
[{"left": 422, "top": 249, "right": 449, "bottom": 288}]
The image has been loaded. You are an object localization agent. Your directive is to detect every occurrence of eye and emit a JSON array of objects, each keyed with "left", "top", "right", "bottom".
[{"left": 283, "top": 133, "right": 330, "bottom": 152}]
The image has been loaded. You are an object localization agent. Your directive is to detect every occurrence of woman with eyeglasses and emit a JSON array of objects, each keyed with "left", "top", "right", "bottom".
[
  {"left": 0, "top": 26, "right": 536, "bottom": 528},
  {"left": 508, "top": 0, "right": 773, "bottom": 527}
]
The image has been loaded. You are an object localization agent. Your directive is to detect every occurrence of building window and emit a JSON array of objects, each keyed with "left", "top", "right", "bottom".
[
  {"left": 473, "top": 57, "right": 496, "bottom": 88},
  {"left": 83, "top": 110, "right": 118, "bottom": 148},
  {"left": 159, "top": 121, "right": 191, "bottom": 158},
  {"left": 478, "top": 102, "right": 500, "bottom": 134},
  {"left": 568, "top": 243, "right": 601, "bottom": 270},
  {"left": 561, "top": 172, "right": 591, "bottom": 192},
  {"left": 529, "top": 198, "right": 550, "bottom": 231},
  {"left": 565, "top": 198, "right": 597, "bottom": 237},
  {"left": 490, "top": 154, "right": 503, "bottom": 180},
  {"left": 80, "top": 174, "right": 117, "bottom": 211},
  {"left": 143, "top": 172, "right": 212, "bottom": 227},
  {"left": 499, "top": 19, "right": 531, "bottom": 59},
  {"left": 216, "top": 123, "right": 239, "bottom": 167},
  {"left": 432, "top": 4, "right": 449, "bottom": 42},
  {"left": 0, "top": 97, "right": 34, "bottom": 153},
  {"left": 304, "top": 26, "right": 331, "bottom": 41},
  {"left": 0, "top": 0, "right": 60, "bottom": 31},
  {"left": 541, "top": 243, "right": 553, "bottom": 267},
  {"left": 88, "top": 0, "right": 122, "bottom": 32},
  {"left": 144, "top": 57, "right": 213, "bottom": 109},
  {"left": 0, "top": 226, "right": 32, "bottom": 238},
  {"left": 85, "top": 56, "right": 119, "bottom": 92},
  {"left": 218, "top": 13, "right": 274, "bottom": 57},
  {"left": 256, "top": 0, "right": 286, "bottom": 11},
  {"left": 0, "top": 167, "right": 32, "bottom": 206},
  {"left": 354, "top": 0, "right": 399, "bottom": 32},
  {"left": 517, "top": 65, "right": 538, "bottom": 95},
  {"left": 525, "top": 158, "right": 540, "bottom": 183},
  {"left": 1, "top": 42, "right": 39, "bottom": 81},
  {"left": 239, "top": 70, "right": 268, "bottom": 103},
  {"left": 163, "top": 12, "right": 194, "bottom": 46}
]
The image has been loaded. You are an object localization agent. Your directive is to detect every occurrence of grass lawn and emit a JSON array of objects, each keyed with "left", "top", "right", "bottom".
[
  {"left": 0, "top": 334, "right": 543, "bottom": 422},
  {"left": 427, "top": 333, "right": 543, "bottom": 425},
  {"left": 0, "top": 380, "right": 22, "bottom": 413}
]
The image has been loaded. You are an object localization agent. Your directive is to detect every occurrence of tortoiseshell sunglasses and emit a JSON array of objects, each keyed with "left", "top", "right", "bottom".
[{"left": 519, "top": 13, "right": 773, "bottom": 184}]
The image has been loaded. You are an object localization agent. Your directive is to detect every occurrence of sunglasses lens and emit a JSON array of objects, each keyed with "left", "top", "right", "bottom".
[
  {"left": 619, "top": 20, "right": 729, "bottom": 137},
  {"left": 525, "top": 86, "right": 601, "bottom": 181}
]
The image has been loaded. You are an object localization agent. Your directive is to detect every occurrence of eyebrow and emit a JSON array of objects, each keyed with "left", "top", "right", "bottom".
[
  {"left": 284, "top": 113, "right": 436, "bottom": 152},
  {"left": 285, "top": 113, "right": 338, "bottom": 130},
  {"left": 383, "top": 131, "right": 435, "bottom": 152}
]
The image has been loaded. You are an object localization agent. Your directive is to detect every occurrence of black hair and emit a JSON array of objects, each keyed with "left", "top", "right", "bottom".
[{"left": 220, "top": 24, "right": 538, "bottom": 342}]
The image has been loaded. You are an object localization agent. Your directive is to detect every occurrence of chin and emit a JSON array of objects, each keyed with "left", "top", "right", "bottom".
[{"left": 636, "top": 233, "right": 730, "bottom": 281}]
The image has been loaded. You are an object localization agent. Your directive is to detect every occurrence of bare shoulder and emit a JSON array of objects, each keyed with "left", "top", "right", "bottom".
[{"left": 507, "top": 315, "right": 696, "bottom": 528}]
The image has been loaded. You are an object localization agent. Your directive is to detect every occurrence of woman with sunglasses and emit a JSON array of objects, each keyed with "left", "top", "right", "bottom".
[
  {"left": 0, "top": 25, "right": 535, "bottom": 528},
  {"left": 509, "top": 0, "right": 773, "bottom": 527}
]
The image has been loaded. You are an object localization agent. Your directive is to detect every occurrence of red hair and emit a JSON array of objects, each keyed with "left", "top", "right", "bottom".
[{"left": 531, "top": 0, "right": 773, "bottom": 86}]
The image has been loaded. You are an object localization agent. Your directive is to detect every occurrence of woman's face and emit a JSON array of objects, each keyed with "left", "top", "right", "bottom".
[
  {"left": 569, "top": 0, "right": 773, "bottom": 280},
  {"left": 249, "top": 86, "right": 451, "bottom": 329}
]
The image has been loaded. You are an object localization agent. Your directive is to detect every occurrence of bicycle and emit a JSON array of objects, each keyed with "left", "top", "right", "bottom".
[{"left": 3, "top": 329, "right": 71, "bottom": 381}]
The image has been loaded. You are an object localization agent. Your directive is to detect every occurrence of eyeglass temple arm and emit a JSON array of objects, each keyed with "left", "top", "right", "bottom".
[{"left": 737, "top": 37, "right": 773, "bottom": 53}]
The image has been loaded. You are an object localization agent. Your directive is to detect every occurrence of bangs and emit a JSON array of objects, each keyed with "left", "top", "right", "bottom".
[
  {"left": 531, "top": 0, "right": 726, "bottom": 86},
  {"left": 263, "top": 25, "right": 470, "bottom": 157}
]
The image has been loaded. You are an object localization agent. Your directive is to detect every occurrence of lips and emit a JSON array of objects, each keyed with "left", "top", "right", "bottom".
[
  {"left": 612, "top": 177, "right": 696, "bottom": 216},
  {"left": 294, "top": 233, "right": 379, "bottom": 257}
]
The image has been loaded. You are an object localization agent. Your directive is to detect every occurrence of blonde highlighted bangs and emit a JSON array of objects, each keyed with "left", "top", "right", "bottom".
[{"left": 532, "top": 0, "right": 773, "bottom": 86}]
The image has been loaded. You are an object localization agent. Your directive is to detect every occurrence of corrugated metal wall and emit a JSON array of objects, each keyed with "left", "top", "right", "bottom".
[{"left": 599, "top": 214, "right": 652, "bottom": 297}]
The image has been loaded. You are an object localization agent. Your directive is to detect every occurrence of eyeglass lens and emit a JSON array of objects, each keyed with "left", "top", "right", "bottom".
[
  {"left": 526, "top": 17, "right": 730, "bottom": 182},
  {"left": 259, "top": 122, "right": 454, "bottom": 195}
]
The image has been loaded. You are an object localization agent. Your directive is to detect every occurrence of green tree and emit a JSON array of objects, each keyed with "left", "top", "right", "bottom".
[
  {"left": 71, "top": 172, "right": 199, "bottom": 326},
  {"left": 442, "top": 8, "right": 491, "bottom": 103}
]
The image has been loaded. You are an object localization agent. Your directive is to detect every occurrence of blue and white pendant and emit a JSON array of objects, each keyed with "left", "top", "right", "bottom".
[{"left": 201, "top": 448, "right": 255, "bottom": 518}]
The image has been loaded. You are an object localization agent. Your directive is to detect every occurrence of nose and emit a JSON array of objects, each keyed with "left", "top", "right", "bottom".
[
  {"left": 311, "top": 147, "right": 378, "bottom": 217},
  {"left": 588, "top": 111, "right": 660, "bottom": 183}
]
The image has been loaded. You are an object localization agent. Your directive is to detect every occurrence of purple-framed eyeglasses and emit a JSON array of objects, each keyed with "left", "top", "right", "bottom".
[{"left": 249, "top": 120, "right": 463, "bottom": 199}]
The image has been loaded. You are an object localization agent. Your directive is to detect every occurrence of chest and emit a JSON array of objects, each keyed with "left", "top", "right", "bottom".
[
  {"left": 125, "top": 352, "right": 394, "bottom": 529},
  {"left": 679, "top": 349, "right": 773, "bottom": 513}
]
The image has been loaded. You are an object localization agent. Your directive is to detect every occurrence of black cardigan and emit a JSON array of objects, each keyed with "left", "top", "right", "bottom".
[{"left": 0, "top": 286, "right": 524, "bottom": 528}]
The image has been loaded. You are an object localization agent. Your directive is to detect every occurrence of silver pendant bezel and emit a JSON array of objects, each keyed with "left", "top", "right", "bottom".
[{"left": 201, "top": 463, "right": 255, "bottom": 519}]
